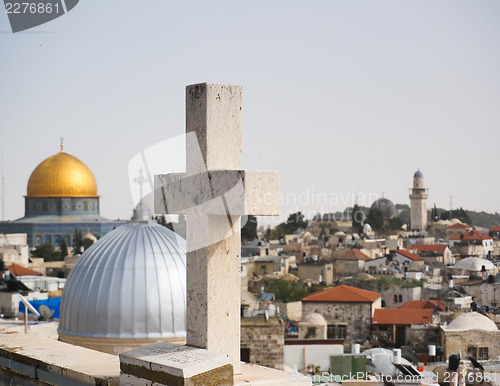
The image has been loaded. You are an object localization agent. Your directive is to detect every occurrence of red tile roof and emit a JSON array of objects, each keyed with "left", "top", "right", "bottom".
[
  {"left": 409, "top": 244, "right": 448, "bottom": 253},
  {"left": 373, "top": 308, "right": 433, "bottom": 325},
  {"left": 337, "top": 249, "right": 371, "bottom": 261},
  {"left": 399, "top": 299, "right": 446, "bottom": 311},
  {"left": 7, "top": 264, "right": 42, "bottom": 276},
  {"left": 449, "top": 230, "right": 493, "bottom": 241},
  {"left": 490, "top": 226, "right": 500, "bottom": 232},
  {"left": 395, "top": 250, "right": 424, "bottom": 261},
  {"left": 447, "top": 223, "right": 470, "bottom": 229},
  {"left": 302, "top": 284, "right": 380, "bottom": 303}
]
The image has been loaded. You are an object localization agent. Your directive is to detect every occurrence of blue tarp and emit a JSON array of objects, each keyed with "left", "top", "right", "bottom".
[{"left": 18, "top": 297, "right": 61, "bottom": 319}]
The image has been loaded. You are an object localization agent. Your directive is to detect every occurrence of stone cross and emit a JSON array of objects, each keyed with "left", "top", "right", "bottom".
[{"left": 154, "top": 83, "right": 280, "bottom": 372}]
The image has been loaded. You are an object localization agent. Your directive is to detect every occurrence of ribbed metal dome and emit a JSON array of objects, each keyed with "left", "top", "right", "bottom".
[{"left": 58, "top": 222, "right": 186, "bottom": 340}]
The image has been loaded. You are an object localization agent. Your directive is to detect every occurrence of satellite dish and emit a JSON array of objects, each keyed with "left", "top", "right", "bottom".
[{"left": 39, "top": 305, "right": 54, "bottom": 320}]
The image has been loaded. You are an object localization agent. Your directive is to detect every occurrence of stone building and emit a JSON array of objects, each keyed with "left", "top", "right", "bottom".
[
  {"left": 409, "top": 169, "right": 428, "bottom": 232},
  {"left": 373, "top": 308, "right": 437, "bottom": 347},
  {"left": 241, "top": 315, "right": 284, "bottom": 370},
  {"left": 381, "top": 286, "right": 422, "bottom": 308},
  {"left": 445, "top": 222, "right": 471, "bottom": 239},
  {"left": 408, "top": 244, "right": 453, "bottom": 265},
  {"left": 394, "top": 250, "right": 425, "bottom": 271},
  {"left": 298, "top": 312, "right": 327, "bottom": 340},
  {"left": 297, "top": 260, "right": 333, "bottom": 284},
  {"left": 441, "top": 312, "right": 500, "bottom": 360},
  {"left": 334, "top": 248, "right": 371, "bottom": 276},
  {"left": 0, "top": 233, "right": 29, "bottom": 267},
  {"left": 449, "top": 230, "right": 494, "bottom": 258},
  {"left": 302, "top": 285, "right": 381, "bottom": 350}
]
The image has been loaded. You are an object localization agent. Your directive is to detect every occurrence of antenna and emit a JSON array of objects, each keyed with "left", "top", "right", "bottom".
[
  {"left": 450, "top": 195, "right": 453, "bottom": 211},
  {"left": 39, "top": 305, "right": 54, "bottom": 320}
]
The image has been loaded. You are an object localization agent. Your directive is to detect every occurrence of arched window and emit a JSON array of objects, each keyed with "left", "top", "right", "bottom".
[
  {"left": 394, "top": 295, "right": 398, "bottom": 303},
  {"left": 399, "top": 295, "right": 403, "bottom": 303}
]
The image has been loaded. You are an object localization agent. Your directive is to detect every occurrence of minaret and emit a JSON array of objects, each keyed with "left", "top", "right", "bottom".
[{"left": 409, "top": 169, "right": 428, "bottom": 232}]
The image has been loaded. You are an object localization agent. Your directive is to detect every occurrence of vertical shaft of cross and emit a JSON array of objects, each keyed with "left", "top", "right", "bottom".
[{"left": 185, "top": 83, "right": 243, "bottom": 372}]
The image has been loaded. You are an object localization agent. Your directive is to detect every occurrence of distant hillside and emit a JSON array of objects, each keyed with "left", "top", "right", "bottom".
[{"left": 465, "top": 210, "right": 500, "bottom": 228}]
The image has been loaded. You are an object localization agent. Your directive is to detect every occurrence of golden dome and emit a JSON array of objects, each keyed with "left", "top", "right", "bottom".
[{"left": 27, "top": 151, "right": 99, "bottom": 197}]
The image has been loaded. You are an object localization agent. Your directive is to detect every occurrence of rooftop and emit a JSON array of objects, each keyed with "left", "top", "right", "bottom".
[
  {"left": 447, "top": 223, "right": 470, "bottom": 229},
  {"left": 399, "top": 299, "right": 446, "bottom": 311},
  {"left": 395, "top": 250, "right": 424, "bottom": 261},
  {"left": 337, "top": 248, "right": 371, "bottom": 261},
  {"left": 373, "top": 308, "right": 433, "bottom": 325},
  {"left": 302, "top": 284, "right": 380, "bottom": 303},
  {"left": 450, "top": 230, "right": 493, "bottom": 241},
  {"left": 409, "top": 244, "right": 448, "bottom": 253},
  {"left": 6, "top": 263, "right": 42, "bottom": 276}
]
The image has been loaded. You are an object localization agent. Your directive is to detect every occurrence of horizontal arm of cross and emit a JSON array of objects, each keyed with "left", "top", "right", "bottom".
[{"left": 154, "top": 170, "right": 279, "bottom": 216}]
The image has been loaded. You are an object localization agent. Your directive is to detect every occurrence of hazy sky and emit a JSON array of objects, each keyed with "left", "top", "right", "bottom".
[{"left": 1, "top": 1, "right": 499, "bottom": 226}]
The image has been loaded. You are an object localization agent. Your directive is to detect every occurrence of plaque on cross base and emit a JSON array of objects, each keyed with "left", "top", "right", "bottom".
[{"left": 119, "top": 341, "right": 233, "bottom": 385}]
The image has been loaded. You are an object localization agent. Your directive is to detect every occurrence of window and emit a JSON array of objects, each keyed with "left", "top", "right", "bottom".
[
  {"left": 467, "top": 347, "right": 477, "bottom": 358},
  {"left": 83, "top": 201, "right": 88, "bottom": 211},
  {"left": 327, "top": 324, "right": 346, "bottom": 339},
  {"left": 398, "top": 295, "right": 403, "bottom": 303},
  {"left": 394, "top": 295, "right": 398, "bottom": 303},
  {"left": 478, "top": 347, "right": 488, "bottom": 360},
  {"left": 306, "top": 327, "right": 317, "bottom": 339}
]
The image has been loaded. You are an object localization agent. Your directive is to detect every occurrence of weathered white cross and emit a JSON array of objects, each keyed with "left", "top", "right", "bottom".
[{"left": 154, "top": 83, "right": 280, "bottom": 372}]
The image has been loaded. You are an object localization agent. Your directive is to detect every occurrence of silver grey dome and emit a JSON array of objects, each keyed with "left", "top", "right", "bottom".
[
  {"left": 58, "top": 222, "right": 186, "bottom": 340},
  {"left": 414, "top": 169, "right": 424, "bottom": 178},
  {"left": 370, "top": 198, "right": 396, "bottom": 219}
]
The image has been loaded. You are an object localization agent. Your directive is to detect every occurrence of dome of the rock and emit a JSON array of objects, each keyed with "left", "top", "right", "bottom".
[
  {"left": 27, "top": 151, "right": 98, "bottom": 197},
  {"left": 58, "top": 221, "right": 187, "bottom": 354}
]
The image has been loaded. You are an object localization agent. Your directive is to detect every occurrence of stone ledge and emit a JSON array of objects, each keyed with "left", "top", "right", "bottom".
[
  {"left": 235, "top": 362, "right": 311, "bottom": 385},
  {"left": 0, "top": 332, "right": 119, "bottom": 385}
]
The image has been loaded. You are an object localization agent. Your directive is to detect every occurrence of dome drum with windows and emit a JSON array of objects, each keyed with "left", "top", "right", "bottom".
[{"left": 25, "top": 148, "right": 100, "bottom": 217}]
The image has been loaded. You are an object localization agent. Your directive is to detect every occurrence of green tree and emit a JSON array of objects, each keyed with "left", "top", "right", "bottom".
[
  {"left": 73, "top": 229, "right": 83, "bottom": 252},
  {"left": 60, "top": 239, "right": 68, "bottom": 258},
  {"left": 32, "top": 243, "right": 61, "bottom": 262},
  {"left": 284, "top": 211, "right": 308, "bottom": 233},
  {"left": 388, "top": 216, "right": 404, "bottom": 230},
  {"left": 352, "top": 204, "right": 364, "bottom": 232},
  {"left": 366, "top": 208, "right": 384, "bottom": 231},
  {"left": 241, "top": 215, "right": 258, "bottom": 242}
]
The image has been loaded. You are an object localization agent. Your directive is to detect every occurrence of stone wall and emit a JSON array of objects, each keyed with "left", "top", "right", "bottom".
[
  {"left": 443, "top": 329, "right": 500, "bottom": 360},
  {"left": 297, "top": 262, "right": 334, "bottom": 284},
  {"left": 302, "top": 301, "right": 374, "bottom": 350},
  {"left": 241, "top": 315, "right": 284, "bottom": 370},
  {"left": 381, "top": 286, "right": 422, "bottom": 309},
  {"left": 463, "top": 282, "right": 500, "bottom": 307},
  {"left": 409, "top": 324, "right": 440, "bottom": 353}
]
